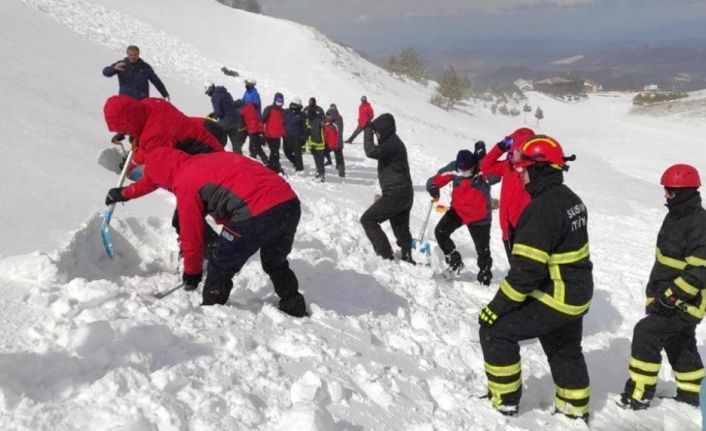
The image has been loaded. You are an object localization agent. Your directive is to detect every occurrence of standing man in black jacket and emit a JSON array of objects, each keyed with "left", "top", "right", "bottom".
[
  {"left": 361, "top": 113, "right": 415, "bottom": 264},
  {"left": 102, "top": 45, "right": 169, "bottom": 101},
  {"left": 478, "top": 135, "right": 592, "bottom": 420},
  {"left": 620, "top": 164, "right": 705, "bottom": 410},
  {"left": 283, "top": 97, "right": 306, "bottom": 172}
]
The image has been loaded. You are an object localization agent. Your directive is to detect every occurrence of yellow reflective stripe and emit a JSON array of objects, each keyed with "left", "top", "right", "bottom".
[
  {"left": 549, "top": 264, "right": 565, "bottom": 303},
  {"left": 630, "top": 370, "right": 658, "bottom": 385},
  {"left": 656, "top": 248, "right": 687, "bottom": 270},
  {"left": 632, "top": 384, "right": 646, "bottom": 401},
  {"left": 528, "top": 290, "right": 591, "bottom": 315},
  {"left": 555, "top": 398, "right": 589, "bottom": 416},
  {"left": 676, "top": 381, "right": 701, "bottom": 393},
  {"left": 646, "top": 297, "right": 654, "bottom": 306},
  {"left": 556, "top": 385, "right": 590, "bottom": 400},
  {"left": 684, "top": 293, "right": 706, "bottom": 319},
  {"left": 686, "top": 256, "right": 706, "bottom": 267},
  {"left": 674, "top": 369, "right": 705, "bottom": 381},
  {"left": 485, "top": 361, "right": 521, "bottom": 377},
  {"left": 674, "top": 277, "right": 699, "bottom": 297},
  {"left": 629, "top": 357, "right": 661, "bottom": 373},
  {"left": 512, "top": 243, "right": 549, "bottom": 264},
  {"left": 488, "top": 379, "right": 522, "bottom": 395},
  {"left": 500, "top": 279, "right": 527, "bottom": 302},
  {"left": 549, "top": 243, "right": 590, "bottom": 265}
]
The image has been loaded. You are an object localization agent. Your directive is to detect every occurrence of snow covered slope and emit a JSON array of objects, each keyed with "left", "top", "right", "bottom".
[{"left": 0, "top": 0, "right": 705, "bottom": 430}]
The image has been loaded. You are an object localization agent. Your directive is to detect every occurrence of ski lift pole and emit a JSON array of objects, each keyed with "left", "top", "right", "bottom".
[{"left": 101, "top": 149, "right": 134, "bottom": 258}]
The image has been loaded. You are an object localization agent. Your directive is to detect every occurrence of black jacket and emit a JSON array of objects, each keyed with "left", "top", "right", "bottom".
[
  {"left": 646, "top": 190, "right": 706, "bottom": 322},
  {"left": 283, "top": 107, "right": 307, "bottom": 139},
  {"left": 102, "top": 58, "right": 169, "bottom": 100},
  {"left": 364, "top": 113, "right": 413, "bottom": 197},
  {"left": 489, "top": 169, "right": 593, "bottom": 317}
]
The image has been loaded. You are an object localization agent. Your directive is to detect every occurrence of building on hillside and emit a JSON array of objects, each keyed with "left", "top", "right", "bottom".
[
  {"left": 513, "top": 79, "right": 533, "bottom": 92},
  {"left": 583, "top": 80, "right": 602, "bottom": 93},
  {"left": 533, "top": 77, "right": 585, "bottom": 96},
  {"left": 643, "top": 84, "right": 660, "bottom": 92}
]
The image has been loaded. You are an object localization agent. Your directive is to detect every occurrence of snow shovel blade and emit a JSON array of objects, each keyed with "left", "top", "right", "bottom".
[
  {"left": 96, "top": 147, "right": 124, "bottom": 174},
  {"left": 101, "top": 207, "right": 115, "bottom": 259}
]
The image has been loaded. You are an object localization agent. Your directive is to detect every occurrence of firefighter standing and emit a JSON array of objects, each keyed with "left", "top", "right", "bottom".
[
  {"left": 478, "top": 135, "right": 592, "bottom": 420},
  {"left": 620, "top": 164, "right": 706, "bottom": 410}
]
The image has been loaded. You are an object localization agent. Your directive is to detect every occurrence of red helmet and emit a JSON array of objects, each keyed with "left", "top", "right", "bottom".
[
  {"left": 509, "top": 127, "right": 535, "bottom": 151},
  {"left": 513, "top": 135, "right": 568, "bottom": 168},
  {"left": 661, "top": 164, "right": 701, "bottom": 188}
]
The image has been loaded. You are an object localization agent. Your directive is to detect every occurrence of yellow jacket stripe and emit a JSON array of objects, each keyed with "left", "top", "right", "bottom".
[
  {"left": 656, "top": 248, "right": 687, "bottom": 270},
  {"left": 686, "top": 255, "right": 706, "bottom": 267},
  {"left": 512, "top": 243, "right": 549, "bottom": 264},
  {"left": 500, "top": 280, "right": 527, "bottom": 302},
  {"left": 674, "top": 276, "right": 700, "bottom": 297},
  {"left": 676, "top": 381, "right": 701, "bottom": 393},
  {"left": 510, "top": 242, "right": 591, "bottom": 315}
]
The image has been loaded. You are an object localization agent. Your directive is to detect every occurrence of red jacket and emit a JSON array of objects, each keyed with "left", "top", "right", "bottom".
[
  {"left": 262, "top": 105, "right": 285, "bottom": 138},
  {"left": 428, "top": 165, "right": 492, "bottom": 225},
  {"left": 324, "top": 123, "right": 339, "bottom": 150},
  {"left": 241, "top": 102, "right": 260, "bottom": 134},
  {"left": 480, "top": 145, "right": 530, "bottom": 241},
  {"left": 103, "top": 96, "right": 223, "bottom": 164},
  {"left": 357, "top": 102, "right": 374, "bottom": 128},
  {"left": 135, "top": 147, "right": 297, "bottom": 274}
]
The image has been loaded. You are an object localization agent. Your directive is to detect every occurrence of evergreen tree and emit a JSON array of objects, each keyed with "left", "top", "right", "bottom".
[
  {"left": 386, "top": 47, "right": 426, "bottom": 82},
  {"left": 523, "top": 104, "right": 532, "bottom": 124},
  {"left": 535, "top": 106, "right": 544, "bottom": 126},
  {"left": 431, "top": 66, "right": 471, "bottom": 110}
]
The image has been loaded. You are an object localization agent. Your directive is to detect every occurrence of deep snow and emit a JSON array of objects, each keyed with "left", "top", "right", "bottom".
[{"left": 0, "top": 0, "right": 704, "bottom": 430}]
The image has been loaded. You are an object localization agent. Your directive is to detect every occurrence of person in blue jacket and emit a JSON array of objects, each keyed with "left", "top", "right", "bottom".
[
  {"left": 102, "top": 45, "right": 169, "bottom": 101},
  {"left": 242, "top": 79, "right": 261, "bottom": 114}
]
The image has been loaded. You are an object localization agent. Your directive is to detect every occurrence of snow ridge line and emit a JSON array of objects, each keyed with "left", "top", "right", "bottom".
[{"left": 21, "top": 0, "right": 222, "bottom": 86}]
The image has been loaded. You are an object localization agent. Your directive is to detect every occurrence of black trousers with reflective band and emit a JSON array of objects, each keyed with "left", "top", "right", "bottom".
[
  {"left": 623, "top": 313, "right": 703, "bottom": 405},
  {"left": 479, "top": 300, "right": 589, "bottom": 415}
]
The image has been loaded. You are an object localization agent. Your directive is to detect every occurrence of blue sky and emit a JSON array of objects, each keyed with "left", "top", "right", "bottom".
[{"left": 259, "top": 0, "right": 706, "bottom": 53}]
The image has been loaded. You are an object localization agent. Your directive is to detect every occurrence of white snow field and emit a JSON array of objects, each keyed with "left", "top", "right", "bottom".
[{"left": 0, "top": 0, "right": 705, "bottom": 430}]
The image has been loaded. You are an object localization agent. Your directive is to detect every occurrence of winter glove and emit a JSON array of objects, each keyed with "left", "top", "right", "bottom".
[
  {"left": 478, "top": 305, "right": 499, "bottom": 328},
  {"left": 111, "top": 133, "right": 126, "bottom": 145},
  {"left": 105, "top": 187, "right": 127, "bottom": 206},
  {"left": 428, "top": 185, "right": 440, "bottom": 200},
  {"left": 647, "top": 294, "right": 679, "bottom": 317},
  {"left": 498, "top": 136, "right": 513, "bottom": 152},
  {"left": 182, "top": 271, "right": 203, "bottom": 291}
]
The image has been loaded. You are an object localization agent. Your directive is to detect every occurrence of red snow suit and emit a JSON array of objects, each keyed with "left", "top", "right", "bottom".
[
  {"left": 479, "top": 128, "right": 534, "bottom": 241},
  {"left": 139, "top": 147, "right": 298, "bottom": 274},
  {"left": 324, "top": 122, "right": 339, "bottom": 151},
  {"left": 240, "top": 102, "right": 261, "bottom": 134}
]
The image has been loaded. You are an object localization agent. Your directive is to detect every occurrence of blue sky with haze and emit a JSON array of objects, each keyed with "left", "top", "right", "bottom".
[{"left": 259, "top": 0, "right": 706, "bottom": 53}]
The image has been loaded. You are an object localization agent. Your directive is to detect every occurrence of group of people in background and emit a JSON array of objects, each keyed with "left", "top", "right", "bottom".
[{"left": 102, "top": 45, "right": 705, "bottom": 423}]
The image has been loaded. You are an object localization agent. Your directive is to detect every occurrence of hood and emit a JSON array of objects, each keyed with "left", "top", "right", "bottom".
[
  {"left": 143, "top": 147, "right": 190, "bottom": 190},
  {"left": 370, "top": 113, "right": 396, "bottom": 142},
  {"left": 104, "top": 95, "right": 148, "bottom": 137},
  {"left": 510, "top": 127, "right": 535, "bottom": 151}
]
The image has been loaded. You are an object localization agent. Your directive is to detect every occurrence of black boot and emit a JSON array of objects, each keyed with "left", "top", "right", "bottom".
[
  {"left": 201, "top": 279, "right": 233, "bottom": 306},
  {"left": 477, "top": 266, "right": 492, "bottom": 286},
  {"left": 279, "top": 293, "right": 308, "bottom": 317},
  {"left": 445, "top": 251, "right": 464, "bottom": 273},
  {"left": 400, "top": 249, "right": 416, "bottom": 265},
  {"left": 617, "top": 392, "right": 650, "bottom": 410}
]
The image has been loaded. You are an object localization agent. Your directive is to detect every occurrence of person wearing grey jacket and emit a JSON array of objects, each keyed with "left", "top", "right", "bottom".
[{"left": 360, "top": 113, "right": 414, "bottom": 263}]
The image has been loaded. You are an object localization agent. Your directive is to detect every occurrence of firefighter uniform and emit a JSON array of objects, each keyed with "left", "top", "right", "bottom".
[
  {"left": 478, "top": 135, "right": 592, "bottom": 419},
  {"left": 622, "top": 187, "right": 706, "bottom": 408}
]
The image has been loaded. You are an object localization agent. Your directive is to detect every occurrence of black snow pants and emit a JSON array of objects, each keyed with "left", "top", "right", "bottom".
[
  {"left": 434, "top": 208, "right": 491, "bottom": 272},
  {"left": 479, "top": 300, "right": 590, "bottom": 418},
  {"left": 360, "top": 193, "right": 413, "bottom": 260},
  {"left": 623, "top": 312, "right": 703, "bottom": 406},
  {"left": 202, "top": 199, "right": 305, "bottom": 317},
  {"left": 283, "top": 136, "right": 304, "bottom": 171}
]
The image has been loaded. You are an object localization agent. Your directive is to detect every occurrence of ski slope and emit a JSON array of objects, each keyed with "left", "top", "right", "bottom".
[{"left": 0, "top": 0, "right": 705, "bottom": 429}]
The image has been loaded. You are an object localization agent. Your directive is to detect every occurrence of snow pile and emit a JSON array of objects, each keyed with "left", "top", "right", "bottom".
[{"left": 0, "top": 0, "right": 704, "bottom": 430}]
